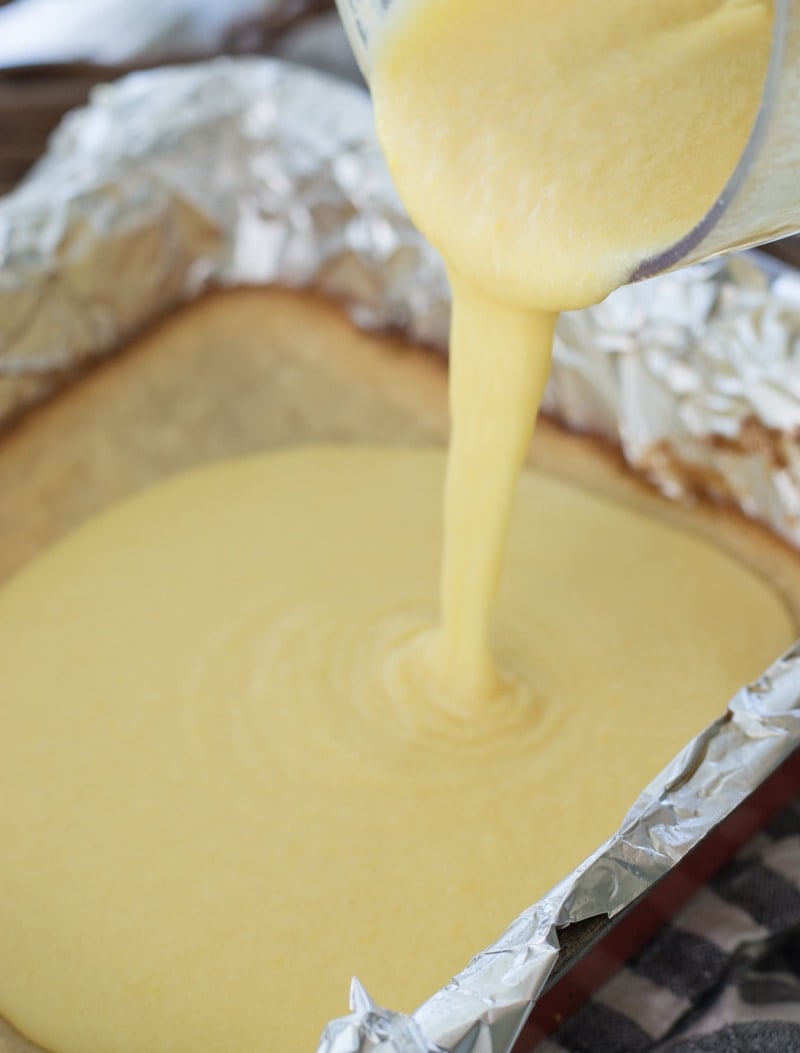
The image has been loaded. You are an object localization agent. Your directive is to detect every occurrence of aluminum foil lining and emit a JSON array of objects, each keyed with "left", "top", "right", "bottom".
[
  {"left": 2, "top": 57, "right": 800, "bottom": 1053},
  {"left": 0, "top": 0, "right": 329, "bottom": 67}
]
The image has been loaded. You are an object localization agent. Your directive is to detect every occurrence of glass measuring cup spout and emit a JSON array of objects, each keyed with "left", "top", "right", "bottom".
[{"left": 335, "top": 0, "right": 800, "bottom": 284}]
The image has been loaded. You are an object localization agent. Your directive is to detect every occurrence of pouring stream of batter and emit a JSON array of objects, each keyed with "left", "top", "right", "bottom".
[{"left": 373, "top": 0, "right": 773, "bottom": 706}]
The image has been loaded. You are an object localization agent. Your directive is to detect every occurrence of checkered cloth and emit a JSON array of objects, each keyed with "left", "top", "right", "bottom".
[{"left": 541, "top": 798, "right": 800, "bottom": 1053}]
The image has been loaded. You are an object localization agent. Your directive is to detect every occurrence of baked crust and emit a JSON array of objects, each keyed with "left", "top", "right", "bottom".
[
  {"left": 2, "top": 285, "right": 800, "bottom": 616},
  {"left": 0, "top": 286, "right": 451, "bottom": 583},
  {"left": 1, "top": 285, "right": 799, "bottom": 1053},
  {"left": 529, "top": 422, "right": 800, "bottom": 626}
]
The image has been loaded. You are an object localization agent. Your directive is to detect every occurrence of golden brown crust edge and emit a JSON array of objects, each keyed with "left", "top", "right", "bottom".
[{"left": 531, "top": 418, "right": 800, "bottom": 628}]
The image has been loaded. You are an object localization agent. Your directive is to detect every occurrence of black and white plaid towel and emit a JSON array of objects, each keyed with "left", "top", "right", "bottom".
[{"left": 542, "top": 797, "right": 800, "bottom": 1053}]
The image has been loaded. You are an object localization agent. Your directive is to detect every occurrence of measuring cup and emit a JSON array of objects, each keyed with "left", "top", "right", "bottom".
[{"left": 335, "top": 0, "right": 800, "bottom": 283}]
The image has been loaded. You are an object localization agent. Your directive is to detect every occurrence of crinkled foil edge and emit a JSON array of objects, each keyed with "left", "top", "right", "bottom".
[{"left": 2, "top": 59, "right": 800, "bottom": 1053}]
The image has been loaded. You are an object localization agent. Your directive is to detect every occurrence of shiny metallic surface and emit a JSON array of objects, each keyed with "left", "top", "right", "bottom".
[
  {"left": 549, "top": 255, "right": 800, "bottom": 547},
  {"left": 0, "top": 60, "right": 447, "bottom": 427},
  {"left": 1, "top": 58, "right": 800, "bottom": 1053}
]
